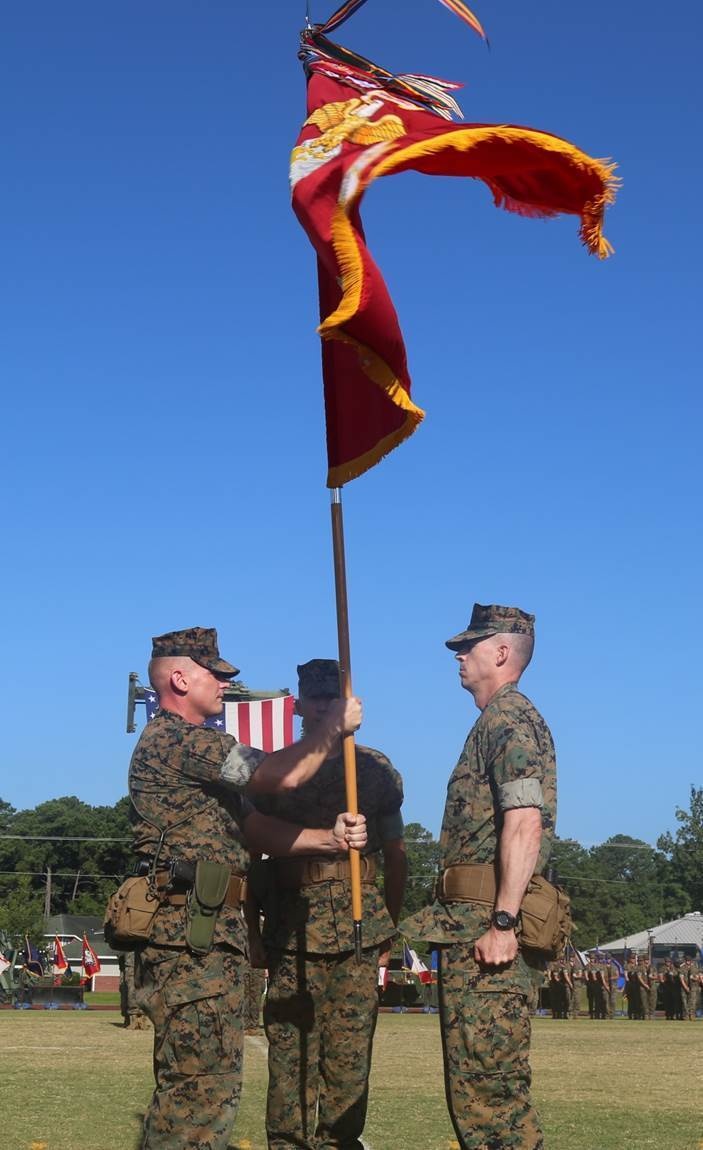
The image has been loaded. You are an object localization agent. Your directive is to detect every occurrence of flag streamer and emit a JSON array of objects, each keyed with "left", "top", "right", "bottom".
[{"left": 318, "top": 0, "right": 487, "bottom": 42}]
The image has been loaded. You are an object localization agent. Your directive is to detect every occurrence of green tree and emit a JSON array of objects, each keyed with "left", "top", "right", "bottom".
[
  {"left": 0, "top": 795, "right": 132, "bottom": 917},
  {"left": 0, "top": 875, "right": 44, "bottom": 948},
  {"left": 401, "top": 822, "right": 440, "bottom": 917},
  {"left": 552, "top": 834, "right": 687, "bottom": 949},
  {"left": 658, "top": 786, "right": 703, "bottom": 911}
]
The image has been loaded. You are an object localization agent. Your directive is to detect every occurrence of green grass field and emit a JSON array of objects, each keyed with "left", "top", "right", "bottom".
[{"left": 2, "top": 1012, "right": 702, "bottom": 1150}]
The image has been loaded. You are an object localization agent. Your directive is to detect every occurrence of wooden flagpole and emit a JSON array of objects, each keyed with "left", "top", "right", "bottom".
[{"left": 330, "top": 487, "right": 363, "bottom": 963}]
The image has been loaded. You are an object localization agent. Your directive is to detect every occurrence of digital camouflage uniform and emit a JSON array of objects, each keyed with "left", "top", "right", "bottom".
[
  {"left": 256, "top": 760, "right": 402, "bottom": 1150},
  {"left": 624, "top": 959, "right": 643, "bottom": 1019},
  {"left": 603, "top": 959, "right": 618, "bottom": 1019},
  {"left": 661, "top": 959, "right": 677, "bottom": 1019},
  {"left": 592, "top": 959, "right": 608, "bottom": 1019},
  {"left": 254, "top": 659, "right": 404, "bottom": 1150},
  {"left": 243, "top": 963, "right": 266, "bottom": 1032},
  {"left": 403, "top": 604, "right": 556, "bottom": 1150},
  {"left": 129, "top": 630, "right": 267, "bottom": 1150},
  {"left": 119, "top": 951, "right": 148, "bottom": 1029},
  {"left": 642, "top": 959, "right": 658, "bottom": 1020},
  {"left": 680, "top": 959, "right": 698, "bottom": 1020}
]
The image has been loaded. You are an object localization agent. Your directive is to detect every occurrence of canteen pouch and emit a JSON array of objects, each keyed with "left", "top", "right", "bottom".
[
  {"left": 185, "top": 861, "right": 231, "bottom": 955},
  {"left": 520, "top": 874, "right": 572, "bottom": 960},
  {"left": 104, "top": 876, "right": 161, "bottom": 951}
]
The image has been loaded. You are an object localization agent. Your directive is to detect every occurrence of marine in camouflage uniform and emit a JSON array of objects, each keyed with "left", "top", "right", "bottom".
[
  {"left": 563, "top": 956, "right": 577, "bottom": 1018},
  {"left": 593, "top": 958, "right": 609, "bottom": 1019},
  {"left": 253, "top": 659, "right": 407, "bottom": 1150},
  {"left": 642, "top": 958, "right": 659, "bottom": 1020},
  {"left": 119, "top": 951, "right": 148, "bottom": 1029},
  {"left": 661, "top": 957, "right": 676, "bottom": 1019},
  {"left": 624, "top": 957, "right": 643, "bottom": 1019},
  {"left": 679, "top": 957, "right": 698, "bottom": 1020},
  {"left": 129, "top": 629, "right": 366, "bottom": 1150},
  {"left": 604, "top": 958, "right": 618, "bottom": 1019},
  {"left": 402, "top": 604, "right": 555, "bottom": 1150}
]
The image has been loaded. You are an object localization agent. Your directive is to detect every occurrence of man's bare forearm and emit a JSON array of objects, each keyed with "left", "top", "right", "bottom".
[
  {"left": 243, "top": 810, "right": 367, "bottom": 857},
  {"left": 494, "top": 806, "right": 543, "bottom": 914}
]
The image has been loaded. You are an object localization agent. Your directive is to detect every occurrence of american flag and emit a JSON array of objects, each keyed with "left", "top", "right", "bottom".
[{"left": 144, "top": 693, "right": 295, "bottom": 752}]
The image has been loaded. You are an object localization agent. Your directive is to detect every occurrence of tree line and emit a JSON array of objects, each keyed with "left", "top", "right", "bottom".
[{"left": 2, "top": 789, "right": 702, "bottom": 949}]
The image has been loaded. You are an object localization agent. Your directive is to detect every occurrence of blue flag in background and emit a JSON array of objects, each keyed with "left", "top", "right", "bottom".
[{"left": 23, "top": 937, "right": 44, "bottom": 976}]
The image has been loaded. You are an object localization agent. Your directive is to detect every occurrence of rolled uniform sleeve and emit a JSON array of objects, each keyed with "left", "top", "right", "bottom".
[
  {"left": 177, "top": 726, "right": 266, "bottom": 790},
  {"left": 496, "top": 777, "right": 544, "bottom": 811},
  {"left": 221, "top": 743, "right": 267, "bottom": 788}
]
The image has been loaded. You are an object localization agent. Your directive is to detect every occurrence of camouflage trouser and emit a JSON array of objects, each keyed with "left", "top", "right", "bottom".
[
  {"left": 244, "top": 965, "right": 266, "bottom": 1030},
  {"left": 681, "top": 990, "right": 697, "bottom": 1020},
  {"left": 135, "top": 945, "right": 244, "bottom": 1150},
  {"left": 264, "top": 946, "right": 379, "bottom": 1150},
  {"left": 439, "top": 946, "right": 544, "bottom": 1150}
]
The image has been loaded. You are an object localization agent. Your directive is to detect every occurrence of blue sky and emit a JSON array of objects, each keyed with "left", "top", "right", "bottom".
[{"left": 2, "top": 0, "right": 701, "bottom": 850}]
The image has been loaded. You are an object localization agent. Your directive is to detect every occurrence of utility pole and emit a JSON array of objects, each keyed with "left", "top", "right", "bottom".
[{"left": 44, "top": 865, "right": 51, "bottom": 918}]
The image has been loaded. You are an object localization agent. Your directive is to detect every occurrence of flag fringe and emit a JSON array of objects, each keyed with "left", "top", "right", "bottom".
[
  {"left": 368, "top": 126, "right": 619, "bottom": 257},
  {"left": 313, "top": 117, "right": 617, "bottom": 484},
  {"left": 325, "top": 328, "right": 425, "bottom": 486}
]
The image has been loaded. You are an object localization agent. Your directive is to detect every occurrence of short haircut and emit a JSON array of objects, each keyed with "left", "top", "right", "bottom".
[{"left": 494, "top": 631, "right": 534, "bottom": 675}]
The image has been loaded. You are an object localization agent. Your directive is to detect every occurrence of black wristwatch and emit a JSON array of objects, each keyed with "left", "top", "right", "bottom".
[{"left": 491, "top": 909, "right": 518, "bottom": 931}]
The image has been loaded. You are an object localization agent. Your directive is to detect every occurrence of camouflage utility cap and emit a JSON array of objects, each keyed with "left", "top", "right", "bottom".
[
  {"left": 297, "top": 658, "right": 340, "bottom": 698},
  {"left": 151, "top": 627, "right": 239, "bottom": 676},
  {"left": 445, "top": 603, "right": 535, "bottom": 650}
]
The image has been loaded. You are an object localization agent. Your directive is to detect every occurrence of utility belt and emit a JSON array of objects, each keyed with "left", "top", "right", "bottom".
[
  {"left": 437, "top": 863, "right": 572, "bottom": 959},
  {"left": 134, "top": 858, "right": 247, "bottom": 909},
  {"left": 104, "top": 858, "right": 247, "bottom": 954},
  {"left": 274, "top": 853, "right": 378, "bottom": 889}
]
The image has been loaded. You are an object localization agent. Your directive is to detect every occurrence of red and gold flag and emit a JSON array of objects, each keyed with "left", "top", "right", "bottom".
[{"left": 291, "top": 50, "right": 617, "bottom": 486}]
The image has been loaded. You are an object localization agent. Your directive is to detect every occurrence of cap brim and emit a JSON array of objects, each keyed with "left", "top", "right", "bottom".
[
  {"left": 197, "top": 657, "right": 240, "bottom": 677},
  {"left": 445, "top": 628, "right": 498, "bottom": 651}
]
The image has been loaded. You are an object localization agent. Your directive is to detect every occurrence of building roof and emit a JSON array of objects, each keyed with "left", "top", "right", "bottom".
[{"left": 598, "top": 912, "right": 703, "bottom": 953}]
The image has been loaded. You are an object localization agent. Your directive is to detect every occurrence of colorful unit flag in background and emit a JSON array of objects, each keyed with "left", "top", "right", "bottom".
[
  {"left": 291, "top": 39, "right": 617, "bottom": 486},
  {"left": 81, "top": 934, "right": 101, "bottom": 981},
  {"left": 403, "top": 942, "right": 432, "bottom": 983},
  {"left": 23, "top": 936, "right": 44, "bottom": 976},
  {"left": 52, "top": 936, "right": 68, "bottom": 974},
  {"left": 145, "top": 693, "right": 295, "bottom": 752}
]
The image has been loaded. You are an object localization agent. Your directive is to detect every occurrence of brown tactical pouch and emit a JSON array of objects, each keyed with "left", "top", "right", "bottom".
[
  {"left": 520, "top": 874, "right": 572, "bottom": 960},
  {"left": 103, "top": 876, "right": 162, "bottom": 951}
]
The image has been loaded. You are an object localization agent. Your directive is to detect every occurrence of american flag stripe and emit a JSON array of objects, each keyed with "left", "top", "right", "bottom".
[
  {"left": 224, "top": 697, "right": 295, "bottom": 752},
  {"left": 145, "top": 693, "right": 295, "bottom": 751}
]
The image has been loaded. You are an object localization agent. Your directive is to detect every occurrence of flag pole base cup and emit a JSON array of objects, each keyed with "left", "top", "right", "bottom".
[{"left": 354, "top": 921, "right": 363, "bottom": 964}]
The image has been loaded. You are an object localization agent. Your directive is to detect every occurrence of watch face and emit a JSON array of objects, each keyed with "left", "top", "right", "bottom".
[{"left": 493, "top": 911, "right": 515, "bottom": 930}]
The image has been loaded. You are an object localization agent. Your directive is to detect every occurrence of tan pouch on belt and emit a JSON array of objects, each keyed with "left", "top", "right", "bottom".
[{"left": 104, "top": 876, "right": 161, "bottom": 951}]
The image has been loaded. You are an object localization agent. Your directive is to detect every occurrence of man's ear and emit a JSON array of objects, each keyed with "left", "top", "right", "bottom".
[
  {"left": 170, "top": 668, "right": 189, "bottom": 695},
  {"left": 293, "top": 696, "right": 303, "bottom": 718},
  {"left": 494, "top": 643, "right": 510, "bottom": 668}
]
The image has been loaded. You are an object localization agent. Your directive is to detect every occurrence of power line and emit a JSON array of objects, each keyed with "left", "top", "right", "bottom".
[
  {"left": 0, "top": 835, "right": 130, "bottom": 842},
  {"left": 0, "top": 871, "right": 118, "bottom": 879}
]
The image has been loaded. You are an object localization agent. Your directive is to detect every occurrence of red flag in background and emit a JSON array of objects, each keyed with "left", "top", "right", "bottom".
[
  {"left": 52, "top": 936, "right": 68, "bottom": 974},
  {"left": 291, "top": 46, "right": 617, "bottom": 487},
  {"left": 81, "top": 934, "right": 101, "bottom": 982}
]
